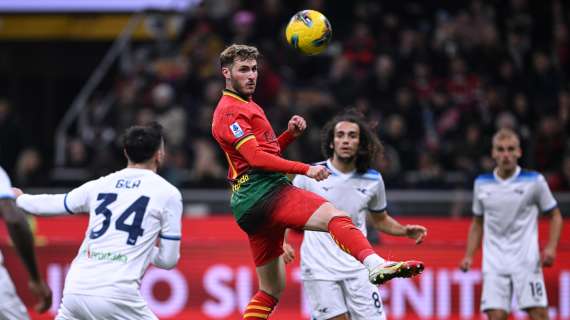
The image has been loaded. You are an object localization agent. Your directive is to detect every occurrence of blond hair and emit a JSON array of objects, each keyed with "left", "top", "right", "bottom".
[
  {"left": 219, "top": 44, "right": 260, "bottom": 68},
  {"left": 492, "top": 128, "right": 520, "bottom": 146}
]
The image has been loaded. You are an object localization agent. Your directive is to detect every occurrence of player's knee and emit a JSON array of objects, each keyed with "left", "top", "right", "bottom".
[
  {"left": 486, "top": 310, "right": 508, "bottom": 320},
  {"left": 260, "top": 279, "right": 285, "bottom": 298},
  {"left": 526, "top": 307, "right": 549, "bottom": 320},
  {"left": 331, "top": 207, "right": 349, "bottom": 219},
  {"left": 305, "top": 202, "right": 349, "bottom": 231},
  {"left": 323, "top": 204, "right": 349, "bottom": 221}
]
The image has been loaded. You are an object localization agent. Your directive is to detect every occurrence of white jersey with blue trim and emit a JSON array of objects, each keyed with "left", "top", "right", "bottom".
[
  {"left": 293, "top": 160, "right": 387, "bottom": 281},
  {"left": 59, "top": 168, "right": 182, "bottom": 300},
  {"left": 473, "top": 166, "right": 557, "bottom": 274},
  {"left": 0, "top": 166, "right": 16, "bottom": 265},
  {"left": 0, "top": 166, "right": 15, "bottom": 200}
]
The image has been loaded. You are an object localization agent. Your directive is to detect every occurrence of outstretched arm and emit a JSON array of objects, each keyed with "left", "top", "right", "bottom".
[
  {"left": 13, "top": 181, "right": 92, "bottom": 216},
  {"left": 238, "top": 138, "right": 330, "bottom": 181},
  {"left": 460, "top": 216, "right": 483, "bottom": 272},
  {"left": 542, "top": 207, "right": 563, "bottom": 267},
  {"left": 15, "top": 192, "right": 71, "bottom": 216},
  {"left": 238, "top": 137, "right": 309, "bottom": 174},
  {"left": 0, "top": 199, "right": 52, "bottom": 312},
  {"left": 370, "top": 211, "right": 427, "bottom": 244}
]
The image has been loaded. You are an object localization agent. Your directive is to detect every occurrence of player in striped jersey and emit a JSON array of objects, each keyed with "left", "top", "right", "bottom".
[
  {"left": 211, "top": 44, "right": 423, "bottom": 320},
  {"left": 289, "top": 111, "right": 427, "bottom": 320},
  {"left": 13, "top": 122, "right": 182, "bottom": 320},
  {"left": 0, "top": 166, "right": 51, "bottom": 319},
  {"left": 460, "top": 128, "right": 563, "bottom": 320}
]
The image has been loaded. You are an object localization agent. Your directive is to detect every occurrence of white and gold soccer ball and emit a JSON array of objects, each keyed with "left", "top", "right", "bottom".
[{"left": 285, "top": 10, "right": 332, "bottom": 55}]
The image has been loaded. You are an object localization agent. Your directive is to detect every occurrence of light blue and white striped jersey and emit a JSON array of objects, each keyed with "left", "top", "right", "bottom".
[
  {"left": 293, "top": 159, "right": 387, "bottom": 281},
  {"left": 473, "top": 166, "right": 557, "bottom": 274}
]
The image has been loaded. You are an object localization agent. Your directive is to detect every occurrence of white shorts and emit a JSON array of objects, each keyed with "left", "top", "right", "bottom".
[
  {"left": 0, "top": 265, "right": 29, "bottom": 320},
  {"left": 303, "top": 270, "right": 386, "bottom": 320},
  {"left": 481, "top": 271, "right": 548, "bottom": 312},
  {"left": 56, "top": 293, "right": 158, "bottom": 320}
]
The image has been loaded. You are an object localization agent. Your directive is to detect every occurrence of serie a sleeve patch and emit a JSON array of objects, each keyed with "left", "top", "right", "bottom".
[{"left": 230, "top": 122, "right": 244, "bottom": 138}]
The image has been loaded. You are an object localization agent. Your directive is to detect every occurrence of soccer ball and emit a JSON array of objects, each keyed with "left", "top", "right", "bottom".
[{"left": 285, "top": 10, "right": 332, "bottom": 55}]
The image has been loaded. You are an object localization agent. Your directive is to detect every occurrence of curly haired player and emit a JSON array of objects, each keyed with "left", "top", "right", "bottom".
[{"left": 289, "top": 111, "right": 427, "bottom": 320}]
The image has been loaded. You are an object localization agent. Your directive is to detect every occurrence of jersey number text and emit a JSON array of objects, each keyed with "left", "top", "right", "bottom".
[{"left": 89, "top": 193, "right": 149, "bottom": 245}]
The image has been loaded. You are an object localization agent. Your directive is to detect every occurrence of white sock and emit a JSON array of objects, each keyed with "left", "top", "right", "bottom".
[{"left": 363, "top": 254, "right": 386, "bottom": 271}]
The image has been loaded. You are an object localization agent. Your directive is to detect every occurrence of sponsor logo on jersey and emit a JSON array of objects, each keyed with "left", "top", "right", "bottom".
[
  {"left": 230, "top": 122, "right": 244, "bottom": 138},
  {"left": 80, "top": 246, "right": 128, "bottom": 263},
  {"left": 231, "top": 174, "right": 250, "bottom": 192}
]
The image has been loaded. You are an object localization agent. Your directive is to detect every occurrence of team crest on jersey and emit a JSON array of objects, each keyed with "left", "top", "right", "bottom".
[{"left": 230, "top": 122, "right": 244, "bottom": 138}]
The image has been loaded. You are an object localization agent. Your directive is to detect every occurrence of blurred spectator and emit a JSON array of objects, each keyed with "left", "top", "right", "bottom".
[
  {"left": 451, "top": 124, "right": 488, "bottom": 181},
  {"left": 152, "top": 83, "right": 187, "bottom": 148},
  {"left": 381, "top": 114, "right": 416, "bottom": 171},
  {"left": 231, "top": 10, "right": 256, "bottom": 44},
  {"left": 343, "top": 22, "right": 376, "bottom": 76},
  {"left": 376, "top": 145, "right": 402, "bottom": 188},
  {"left": 160, "top": 147, "right": 192, "bottom": 188},
  {"left": 190, "top": 138, "right": 225, "bottom": 186},
  {"left": 80, "top": 95, "right": 118, "bottom": 151},
  {"left": 492, "top": 60, "right": 525, "bottom": 98},
  {"left": 511, "top": 93, "right": 534, "bottom": 136},
  {"left": 0, "top": 99, "right": 27, "bottom": 176},
  {"left": 410, "top": 61, "right": 439, "bottom": 103},
  {"left": 445, "top": 57, "right": 480, "bottom": 111},
  {"left": 507, "top": 30, "right": 530, "bottom": 72},
  {"left": 135, "top": 108, "right": 156, "bottom": 126},
  {"left": 67, "top": 138, "right": 90, "bottom": 169},
  {"left": 559, "top": 91, "right": 570, "bottom": 134},
  {"left": 14, "top": 148, "right": 46, "bottom": 187},
  {"left": 554, "top": 23, "right": 569, "bottom": 74},
  {"left": 533, "top": 115, "right": 566, "bottom": 172},
  {"left": 366, "top": 54, "right": 398, "bottom": 106},
  {"left": 405, "top": 152, "right": 447, "bottom": 189},
  {"left": 329, "top": 55, "right": 358, "bottom": 106},
  {"left": 391, "top": 87, "right": 424, "bottom": 140},
  {"left": 550, "top": 154, "right": 570, "bottom": 191},
  {"left": 528, "top": 52, "right": 562, "bottom": 112}
]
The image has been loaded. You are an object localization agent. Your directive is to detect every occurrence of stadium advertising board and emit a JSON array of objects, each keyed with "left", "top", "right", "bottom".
[{"left": 1, "top": 216, "right": 568, "bottom": 319}]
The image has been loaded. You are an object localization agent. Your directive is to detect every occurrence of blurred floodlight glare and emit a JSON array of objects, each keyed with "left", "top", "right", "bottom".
[{"left": 0, "top": 0, "right": 201, "bottom": 12}]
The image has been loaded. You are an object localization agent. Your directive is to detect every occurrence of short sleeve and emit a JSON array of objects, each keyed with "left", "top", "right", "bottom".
[
  {"left": 535, "top": 174, "right": 557, "bottom": 213},
  {"left": 159, "top": 190, "right": 183, "bottom": 240},
  {"left": 64, "top": 180, "right": 97, "bottom": 214},
  {"left": 0, "top": 167, "right": 14, "bottom": 199},
  {"left": 368, "top": 174, "right": 387, "bottom": 213},
  {"left": 218, "top": 108, "right": 254, "bottom": 148},
  {"left": 472, "top": 180, "right": 483, "bottom": 216}
]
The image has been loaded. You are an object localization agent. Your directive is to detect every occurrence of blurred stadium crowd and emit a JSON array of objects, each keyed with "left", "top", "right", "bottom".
[{"left": 1, "top": 0, "right": 569, "bottom": 190}]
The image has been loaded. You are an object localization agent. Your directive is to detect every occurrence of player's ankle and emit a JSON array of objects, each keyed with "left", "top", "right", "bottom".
[{"left": 363, "top": 254, "right": 385, "bottom": 272}]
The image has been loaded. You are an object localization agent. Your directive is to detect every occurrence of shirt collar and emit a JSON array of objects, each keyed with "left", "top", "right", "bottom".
[
  {"left": 326, "top": 159, "right": 356, "bottom": 179},
  {"left": 223, "top": 89, "right": 250, "bottom": 103},
  {"left": 493, "top": 165, "right": 521, "bottom": 183}
]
